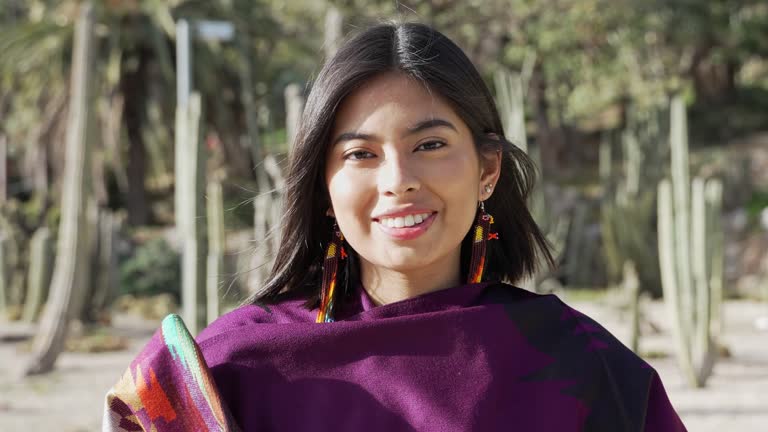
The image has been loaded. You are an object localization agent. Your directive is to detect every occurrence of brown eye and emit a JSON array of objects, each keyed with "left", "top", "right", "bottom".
[
  {"left": 345, "top": 150, "right": 376, "bottom": 160},
  {"left": 415, "top": 141, "right": 446, "bottom": 151}
]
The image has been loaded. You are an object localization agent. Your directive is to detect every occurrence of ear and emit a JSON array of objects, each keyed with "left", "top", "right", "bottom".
[
  {"left": 479, "top": 135, "right": 502, "bottom": 201},
  {"left": 326, "top": 207, "right": 335, "bottom": 218}
]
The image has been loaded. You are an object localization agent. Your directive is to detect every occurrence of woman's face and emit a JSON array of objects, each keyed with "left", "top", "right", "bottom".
[{"left": 325, "top": 72, "right": 499, "bottom": 280}]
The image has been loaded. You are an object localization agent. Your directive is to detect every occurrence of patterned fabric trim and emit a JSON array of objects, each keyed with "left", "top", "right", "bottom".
[{"left": 103, "top": 314, "right": 240, "bottom": 432}]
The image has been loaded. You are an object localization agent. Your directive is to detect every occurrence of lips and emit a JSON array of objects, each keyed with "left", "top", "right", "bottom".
[
  {"left": 377, "top": 212, "right": 433, "bottom": 228},
  {"left": 373, "top": 212, "right": 437, "bottom": 240}
]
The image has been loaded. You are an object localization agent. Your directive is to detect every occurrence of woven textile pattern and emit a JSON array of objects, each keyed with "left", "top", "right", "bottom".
[{"left": 102, "top": 314, "right": 240, "bottom": 432}]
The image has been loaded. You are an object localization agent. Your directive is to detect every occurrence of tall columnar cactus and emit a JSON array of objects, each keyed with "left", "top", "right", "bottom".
[
  {"left": 21, "top": 227, "right": 53, "bottom": 322},
  {"left": 0, "top": 235, "right": 7, "bottom": 318},
  {"left": 284, "top": 84, "right": 304, "bottom": 150},
  {"left": 0, "top": 210, "right": 24, "bottom": 316},
  {"left": 623, "top": 260, "right": 641, "bottom": 353},
  {"left": 494, "top": 69, "right": 528, "bottom": 152},
  {"left": 82, "top": 209, "right": 121, "bottom": 322},
  {"left": 206, "top": 179, "right": 224, "bottom": 324},
  {"left": 324, "top": 5, "right": 343, "bottom": 59},
  {"left": 657, "top": 95, "right": 724, "bottom": 388},
  {"left": 177, "top": 92, "right": 207, "bottom": 335},
  {"left": 24, "top": 2, "right": 95, "bottom": 375},
  {"left": 601, "top": 105, "right": 664, "bottom": 302},
  {"left": 598, "top": 133, "right": 612, "bottom": 187},
  {"left": 494, "top": 69, "right": 569, "bottom": 290}
]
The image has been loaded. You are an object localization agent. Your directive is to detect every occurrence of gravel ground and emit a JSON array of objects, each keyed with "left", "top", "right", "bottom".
[{"left": 1, "top": 299, "right": 766, "bottom": 431}]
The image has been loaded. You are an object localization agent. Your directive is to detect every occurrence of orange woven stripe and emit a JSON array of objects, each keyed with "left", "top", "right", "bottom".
[{"left": 136, "top": 367, "right": 177, "bottom": 422}]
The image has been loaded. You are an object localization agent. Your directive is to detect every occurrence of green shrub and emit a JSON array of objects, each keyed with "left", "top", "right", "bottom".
[
  {"left": 746, "top": 190, "right": 768, "bottom": 220},
  {"left": 119, "top": 237, "right": 180, "bottom": 300}
]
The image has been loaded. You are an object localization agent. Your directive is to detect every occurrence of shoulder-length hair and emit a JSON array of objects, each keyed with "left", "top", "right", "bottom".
[{"left": 248, "top": 22, "right": 554, "bottom": 308}]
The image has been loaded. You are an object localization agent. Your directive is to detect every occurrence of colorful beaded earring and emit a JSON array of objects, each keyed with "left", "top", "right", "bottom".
[
  {"left": 316, "top": 221, "right": 347, "bottom": 323},
  {"left": 468, "top": 185, "right": 498, "bottom": 283}
]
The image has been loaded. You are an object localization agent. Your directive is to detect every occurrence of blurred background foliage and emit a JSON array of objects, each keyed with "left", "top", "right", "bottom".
[{"left": 0, "top": 0, "right": 767, "bottom": 306}]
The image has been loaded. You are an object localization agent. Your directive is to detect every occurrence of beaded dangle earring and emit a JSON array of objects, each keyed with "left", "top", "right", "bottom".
[
  {"left": 467, "top": 184, "right": 499, "bottom": 283},
  {"left": 316, "top": 221, "right": 347, "bottom": 323}
]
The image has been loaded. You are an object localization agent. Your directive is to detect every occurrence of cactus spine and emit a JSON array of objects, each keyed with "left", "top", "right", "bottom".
[
  {"left": 658, "top": 95, "right": 723, "bottom": 388},
  {"left": 21, "top": 227, "right": 53, "bottom": 322},
  {"left": 206, "top": 179, "right": 224, "bottom": 324}
]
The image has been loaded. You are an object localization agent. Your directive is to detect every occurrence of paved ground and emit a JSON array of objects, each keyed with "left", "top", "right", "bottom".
[
  {"left": 1, "top": 299, "right": 766, "bottom": 431},
  {"left": 0, "top": 315, "right": 159, "bottom": 432},
  {"left": 571, "top": 298, "right": 768, "bottom": 432}
]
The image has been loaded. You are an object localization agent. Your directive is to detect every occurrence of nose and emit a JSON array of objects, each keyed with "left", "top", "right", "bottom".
[{"left": 378, "top": 153, "right": 421, "bottom": 196}]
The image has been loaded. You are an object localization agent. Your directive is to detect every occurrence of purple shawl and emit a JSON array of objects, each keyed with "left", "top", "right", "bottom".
[{"left": 105, "top": 282, "right": 687, "bottom": 431}]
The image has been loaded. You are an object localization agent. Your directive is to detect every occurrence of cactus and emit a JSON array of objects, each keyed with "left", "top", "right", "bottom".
[
  {"left": 86, "top": 210, "right": 121, "bottom": 322},
  {"left": 0, "top": 208, "right": 26, "bottom": 320},
  {"left": 494, "top": 69, "right": 569, "bottom": 290},
  {"left": 601, "top": 106, "right": 663, "bottom": 296},
  {"left": 324, "top": 5, "right": 343, "bottom": 59},
  {"left": 71, "top": 198, "right": 98, "bottom": 322},
  {"left": 623, "top": 260, "right": 641, "bottom": 353},
  {"left": 21, "top": 227, "right": 53, "bottom": 322},
  {"left": 0, "top": 235, "right": 6, "bottom": 318},
  {"left": 657, "top": 95, "right": 723, "bottom": 388},
  {"left": 23, "top": 2, "right": 95, "bottom": 375},
  {"left": 206, "top": 179, "right": 224, "bottom": 324},
  {"left": 177, "top": 92, "right": 207, "bottom": 335},
  {"left": 494, "top": 69, "right": 528, "bottom": 153},
  {"left": 284, "top": 84, "right": 304, "bottom": 150},
  {"left": 598, "top": 133, "right": 612, "bottom": 186},
  {"left": 236, "top": 37, "right": 278, "bottom": 297}
]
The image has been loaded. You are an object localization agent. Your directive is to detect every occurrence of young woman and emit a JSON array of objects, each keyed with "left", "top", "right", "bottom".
[{"left": 104, "top": 23, "right": 687, "bottom": 431}]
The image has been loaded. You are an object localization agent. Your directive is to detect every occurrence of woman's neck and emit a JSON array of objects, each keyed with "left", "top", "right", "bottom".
[{"left": 358, "top": 255, "right": 462, "bottom": 306}]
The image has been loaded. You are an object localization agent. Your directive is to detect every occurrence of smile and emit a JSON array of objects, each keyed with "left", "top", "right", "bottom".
[
  {"left": 374, "top": 212, "right": 437, "bottom": 240},
  {"left": 377, "top": 212, "right": 433, "bottom": 228}
]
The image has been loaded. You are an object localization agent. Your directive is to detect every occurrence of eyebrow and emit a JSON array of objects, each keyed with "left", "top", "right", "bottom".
[{"left": 332, "top": 118, "right": 458, "bottom": 146}]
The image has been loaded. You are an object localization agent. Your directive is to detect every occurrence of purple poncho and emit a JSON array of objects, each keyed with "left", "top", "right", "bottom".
[{"left": 104, "top": 282, "right": 687, "bottom": 431}]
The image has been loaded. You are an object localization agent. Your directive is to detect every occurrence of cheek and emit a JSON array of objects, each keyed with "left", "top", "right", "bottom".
[
  {"left": 428, "top": 154, "right": 481, "bottom": 203},
  {"left": 326, "top": 168, "right": 375, "bottom": 229},
  {"left": 429, "top": 155, "right": 481, "bottom": 233}
]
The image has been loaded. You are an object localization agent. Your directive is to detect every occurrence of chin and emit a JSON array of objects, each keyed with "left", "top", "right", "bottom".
[{"left": 377, "top": 256, "right": 435, "bottom": 273}]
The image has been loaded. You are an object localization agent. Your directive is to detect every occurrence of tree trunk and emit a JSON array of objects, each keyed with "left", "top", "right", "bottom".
[
  {"left": 121, "top": 38, "right": 150, "bottom": 226},
  {"left": 22, "top": 2, "right": 94, "bottom": 376}
]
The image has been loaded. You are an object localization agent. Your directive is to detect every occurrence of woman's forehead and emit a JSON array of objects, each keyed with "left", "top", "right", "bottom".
[{"left": 331, "top": 72, "right": 467, "bottom": 136}]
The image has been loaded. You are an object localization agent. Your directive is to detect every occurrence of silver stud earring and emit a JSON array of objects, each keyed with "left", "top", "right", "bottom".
[{"left": 484, "top": 184, "right": 493, "bottom": 194}]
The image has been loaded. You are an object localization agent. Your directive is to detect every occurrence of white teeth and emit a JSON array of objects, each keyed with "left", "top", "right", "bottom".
[{"left": 378, "top": 213, "right": 432, "bottom": 228}]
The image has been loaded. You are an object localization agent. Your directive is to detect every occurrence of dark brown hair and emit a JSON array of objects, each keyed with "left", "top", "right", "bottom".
[{"left": 247, "top": 22, "right": 553, "bottom": 308}]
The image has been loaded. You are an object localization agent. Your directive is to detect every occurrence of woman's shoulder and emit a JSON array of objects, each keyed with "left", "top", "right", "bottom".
[
  {"left": 487, "top": 283, "right": 674, "bottom": 428},
  {"left": 196, "top": 296, "right": 315, "bottom": 345},
  {"left": 488, "top": 282, "right": 651, "bottom": 364},
  {"left": 103, "top": 313, "right": 241, "bottom": 431}
]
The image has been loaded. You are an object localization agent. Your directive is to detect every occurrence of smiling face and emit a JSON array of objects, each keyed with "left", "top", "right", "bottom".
[{"left": 325, "top": 72, "right": 500, "bottom": 289}]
